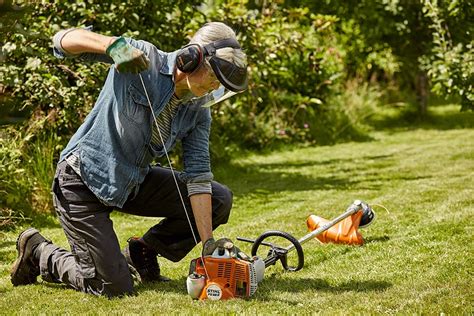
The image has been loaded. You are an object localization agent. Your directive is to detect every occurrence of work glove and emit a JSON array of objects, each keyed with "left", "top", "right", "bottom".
[
  {"left": 106, "top": 37, "right": 150, "bottom": 73},
  {"left": 202, "top": 238, "right": 250, "bottom": 260}
]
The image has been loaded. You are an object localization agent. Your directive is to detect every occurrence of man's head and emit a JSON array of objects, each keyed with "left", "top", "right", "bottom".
[{"left": 176, "top": 22, "right": 247, "bottom": 97}]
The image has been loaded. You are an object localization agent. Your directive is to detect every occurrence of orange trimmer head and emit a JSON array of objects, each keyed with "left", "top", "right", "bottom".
[
  {"left": 306, "top": 201, "right": 376, "bottom": 245},
  {"left": 237, "top": 200, "right": 375, "bottom": 272},
  {"left": 306, "top": 212, "right": 364, "bottom": 245}
]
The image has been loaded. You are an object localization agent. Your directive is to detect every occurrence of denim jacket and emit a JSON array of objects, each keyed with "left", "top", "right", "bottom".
[{"left": 55, "top": 36, "right": 213, "bottom": 208}]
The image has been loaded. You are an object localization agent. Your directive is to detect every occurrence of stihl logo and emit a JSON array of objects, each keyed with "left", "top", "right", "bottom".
[{"left": 206, "top": 284, "right": 222, "bottom": 300}]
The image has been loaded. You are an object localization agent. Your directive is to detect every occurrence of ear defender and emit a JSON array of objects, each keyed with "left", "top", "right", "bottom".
[
  {"left": 176, "top": 39, "right": 241, "bottom": 73},
  {"left": 176, "top": 44, "right": 204, "bottom": 73},
  {"left": 176, "top": 38, "right": 248, "bottom": 92}
]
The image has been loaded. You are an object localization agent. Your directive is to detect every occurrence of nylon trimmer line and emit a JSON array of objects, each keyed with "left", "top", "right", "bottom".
[{"left": 138, "top": 73, "right": 210, "bottom": 279}]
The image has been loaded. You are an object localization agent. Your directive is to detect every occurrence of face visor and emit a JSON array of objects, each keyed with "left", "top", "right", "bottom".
[{"left": 199, "top": 85, "right": 238, "bottom": 108}]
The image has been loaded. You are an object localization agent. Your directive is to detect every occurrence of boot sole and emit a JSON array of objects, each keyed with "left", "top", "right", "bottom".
[{"left": 11, "top": 228, "right": 40, "bottom": 286}]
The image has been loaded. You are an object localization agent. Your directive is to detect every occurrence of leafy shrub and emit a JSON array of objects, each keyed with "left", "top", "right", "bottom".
[
  {"left": 0, "top": 127, "right": 61, "bottom": 222},
  {"left": 0, "top": 128, "right": 32, "bottom": 223},
  {"left": 206, "top": 2, "right": 359, "bottom": 150},
  {"left": 420, "top": 0, "right": 473, "bottom": 111}
]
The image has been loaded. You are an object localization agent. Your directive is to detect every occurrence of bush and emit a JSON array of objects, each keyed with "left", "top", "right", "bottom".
[
  {"left": 0, "top": 127, "right": 60, "bottom": 224},
  {"left": 206, "top": 2, "right": 361, "bottom": 150},
  {"left": 0, "top": 128, "right": 32, "bottom": 225},
  {"left": 420, "top": 0, "right": 474, "bottom": 111}
]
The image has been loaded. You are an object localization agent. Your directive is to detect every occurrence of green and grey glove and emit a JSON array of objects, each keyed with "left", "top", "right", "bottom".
[
  {"left": 202, "top": 238, "right": 250, "bottom": 260},
  {"left": 202, "top": 238, "right": 232, "bottom": 257},
  {"left": 106, "top": 37, "right": 150, "bottom": 73}
]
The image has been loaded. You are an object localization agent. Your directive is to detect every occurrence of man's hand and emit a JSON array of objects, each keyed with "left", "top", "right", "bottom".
[
  {"left": 202, "top": 238, "right": 250, "bottom": 260},
  {"left": 106, "top": 37, "right": 149, "bottom": 73},
  {"left": 202, "top": 238, "right": 231, "bottom": 256}
]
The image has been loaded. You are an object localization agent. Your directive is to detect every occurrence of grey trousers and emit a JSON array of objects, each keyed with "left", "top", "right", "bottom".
[{"left": 40, "top": 160, "right": 232, "bottom": 297}]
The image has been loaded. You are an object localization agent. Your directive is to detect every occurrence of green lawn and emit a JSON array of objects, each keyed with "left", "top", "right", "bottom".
[{"left": 1, "top": 104, "right": 473, "bottom": 314}]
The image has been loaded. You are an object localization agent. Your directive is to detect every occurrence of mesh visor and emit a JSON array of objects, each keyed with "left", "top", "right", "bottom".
[
  {"left": 209, "top": 56, "right": 248, "bottom": 93},
  {"left": 199, "top": 85, "right": 238, "bottom": 108}
]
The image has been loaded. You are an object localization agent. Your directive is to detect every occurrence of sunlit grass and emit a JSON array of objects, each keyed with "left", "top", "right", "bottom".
[{"left": 0, "top": 105, "right": 472, "bottom": 314}]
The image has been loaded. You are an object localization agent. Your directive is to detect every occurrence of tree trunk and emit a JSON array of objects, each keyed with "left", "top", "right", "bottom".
[{"left": 416, "top": 71, "right": 429, "bottom": 116}]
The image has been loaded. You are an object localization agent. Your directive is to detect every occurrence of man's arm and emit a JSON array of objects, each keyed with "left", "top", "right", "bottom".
[
  {"left": 191, "top": 193, "right": 238, "bottom": 257},
  {"left": 53, "top": 28, "right": 149, "bottom": 73},
  {"left": 189, "top": 193, "right": 213, "bottom": 243},
  {"left": 59, "top": 28, "right": 115, "bottom": 55}
]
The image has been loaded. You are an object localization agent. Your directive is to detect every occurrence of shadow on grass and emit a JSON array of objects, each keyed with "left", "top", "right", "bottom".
[
  {"left": 215, "top": 154, "right": 397, "bottom": 197},
  {"left": 29, "top": 212, "right": 59, "bottom": 229},
  {"left": 39, "top": 278, "right": 191, "bottom": 297},
  {"left": 137, "top": 276, "right": 188, "bottom": 295},
  {"left": 364, "top": 235, "right": 390, "bottom": 243},
  {"left": 3, "top": 212, "right": 60, "bottom": 231},
  {"left": 370, "top": 105, "right": 474, "bottom": 131},
  {"left": 137, "top": 274, "right": 391, "bottom": 302},
  {"left": 0, "top": 211, "right": 59, "bottom": 231},
  {"left": 253, "top": 276, "right": 392, "bottom": 303},
  {"left": 267, "top": 274, "right": 391, "bottom": 292},
  {"left": 36, "top": 274, "right": 391, "bottom": 301}
]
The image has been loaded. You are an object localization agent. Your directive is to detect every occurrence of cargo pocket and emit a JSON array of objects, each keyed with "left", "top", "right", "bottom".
[
  {"left": 58, "top": 164, "right": 98, "bottom": 204},
  {"left": 71, "top": 239, "right": 96, "bottom": 279}
]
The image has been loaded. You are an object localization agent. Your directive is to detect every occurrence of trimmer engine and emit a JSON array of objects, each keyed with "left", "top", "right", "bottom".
[{"left": 187, "top": 251, "right": 264, "bottom": 300}]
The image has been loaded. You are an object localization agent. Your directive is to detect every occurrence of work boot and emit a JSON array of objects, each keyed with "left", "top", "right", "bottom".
[
  {"left": 11, "top": 228, "right": 50, "bottom": 286},
  {"left": 359, "top": 205, "right": 376, "bottom": 228},
  {"left": 122, "top": 237, "right": 170, "bottom": 283}
]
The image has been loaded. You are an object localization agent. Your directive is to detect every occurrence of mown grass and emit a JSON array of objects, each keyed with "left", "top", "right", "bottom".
[{"left": 0, "top": 104, "right": 473, "bottom": 314}]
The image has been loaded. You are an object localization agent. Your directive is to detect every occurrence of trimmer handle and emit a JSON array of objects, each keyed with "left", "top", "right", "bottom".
[{"left": 238, "top": 230, "right": 304, "bottom": 272}]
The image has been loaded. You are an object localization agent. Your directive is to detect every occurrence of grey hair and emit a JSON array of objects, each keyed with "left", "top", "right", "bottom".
[{"left": 190, "top": 22, "right": 247, "bottom": 69}]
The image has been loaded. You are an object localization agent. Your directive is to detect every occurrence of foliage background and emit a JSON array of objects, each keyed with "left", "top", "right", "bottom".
[{"left": 0, "top": 0, "right": 473, "bottom": 223}]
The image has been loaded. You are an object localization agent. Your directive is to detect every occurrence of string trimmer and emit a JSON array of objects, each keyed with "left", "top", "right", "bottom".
[{"left": 186, "top": 199, "right": 375, "bottom": 300}]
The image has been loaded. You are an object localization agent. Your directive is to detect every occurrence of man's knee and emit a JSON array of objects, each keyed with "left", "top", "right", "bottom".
[
  {"left": 212, "top": 183, "right": 233, "bottom": 225},
  {"left": 84, "top": 268, "right": 134, "bottom": 298},
  {"left": 219, "top": 184, "right": 233, "bottom": 213},
  {"left": 104, "top": 278, "right": 134, "bottom": 298},
  {"left": 80, "top": 257, "right": 134, "bottom": 298}
]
